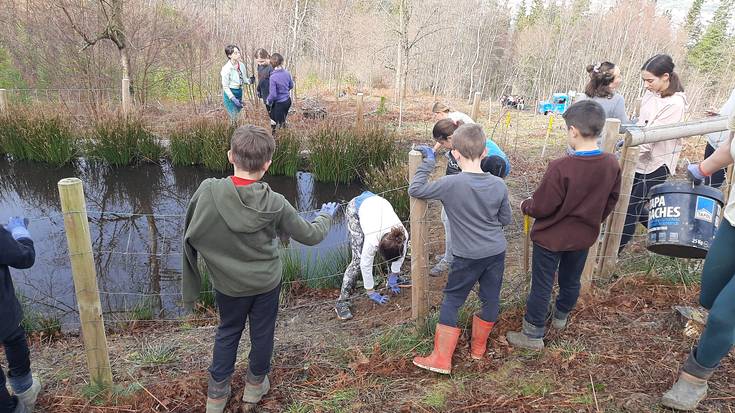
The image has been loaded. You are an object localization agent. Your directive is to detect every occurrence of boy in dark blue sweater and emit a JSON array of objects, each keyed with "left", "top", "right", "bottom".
[{"left": 0, "top": 217, "right": 42, "bottom": 413}]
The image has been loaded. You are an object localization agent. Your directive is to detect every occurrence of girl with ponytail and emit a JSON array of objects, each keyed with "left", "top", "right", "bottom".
[
  {"left": 582, "top": 61, "right": 630, "bottom": 132},
  {"left": 334, "top": 192, "right": 409, "bottom": 320},
  {"left": 619, "top": 54, "right": 688, "bottom": 252}
]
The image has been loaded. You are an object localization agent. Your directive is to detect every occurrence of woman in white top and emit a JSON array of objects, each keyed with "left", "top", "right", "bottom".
[
  {"left": 619, "top": 54, "right": 687, "bottom": 252},
  {"left": 661, "top": 112, "right": 735, "bottom": 411},
  {"left": 335, "top": 191, "right": 408, "bottom": 320},
  {"left": 432, "top": 101, "right": 474, "bottom": 124},
  {"left": 221, "top": 45, "right": 253, "bottom": 122}
]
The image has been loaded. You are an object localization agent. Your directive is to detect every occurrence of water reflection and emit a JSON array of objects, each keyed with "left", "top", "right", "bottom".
[{"left": 0, "top": 158, "right": 361, "bottom": 325}]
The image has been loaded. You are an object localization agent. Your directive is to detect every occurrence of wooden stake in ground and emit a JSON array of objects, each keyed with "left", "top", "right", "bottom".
[
  {"left": 355, "top": 93, "right": 364, "bottom": 130},
  {"left": 408, "top": 150, "right": 428, "bottom": 326},
  {"left": 599, "top": 144, "right": 640, "bottom": 277},
  {"left": 471, "top": 92, "right": 481, "bottom": 122},
  {"left": 581, "top": 118, "right": 621, "bottom": 293},
  {"left": 58, "top": 178, "right": 113, "bottom": 389}
]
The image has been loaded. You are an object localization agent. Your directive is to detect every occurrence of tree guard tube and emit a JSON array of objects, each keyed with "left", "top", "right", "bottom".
[{"left": 647, "top": 181, "right": 725, "bottom": 259}]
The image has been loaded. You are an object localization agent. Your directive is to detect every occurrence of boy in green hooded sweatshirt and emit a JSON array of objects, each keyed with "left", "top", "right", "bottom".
[{"left": 182, "top": 125, "right": 338, "bottom": 412}]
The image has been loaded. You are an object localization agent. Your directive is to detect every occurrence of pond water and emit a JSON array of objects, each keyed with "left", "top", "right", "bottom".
[{"left": 0, "top": 158, "right": 363, "bottom": 325}]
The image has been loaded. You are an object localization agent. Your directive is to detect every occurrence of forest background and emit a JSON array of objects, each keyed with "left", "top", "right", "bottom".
[{"left": 0, "top": 0, "right": 733, "bottom": 113}]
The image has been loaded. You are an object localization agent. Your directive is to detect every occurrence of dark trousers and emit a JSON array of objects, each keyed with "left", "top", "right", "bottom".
[
  {"left": 524, "top": 243, "right": 588, "bottom": 334},
  {"left": 619, "top": 165, "right": 669, "bottom": 252},
  {"left": 269, "top": 98, "right": 292, "bottom": 128},
  {"left": 209, "top": 284, "right": 281, "bottom": 383},
  {"left": 704, "top": 143, "right": 726, "bottom": 188},
  {"left": 439, "top": 253, "right": 505, "bottom": 327},
  {"left": 696, "top": 219, "right": 735, "bottom": 368},
  {"left": 0, "top": 325, "right": 31, "bottom": 413}
]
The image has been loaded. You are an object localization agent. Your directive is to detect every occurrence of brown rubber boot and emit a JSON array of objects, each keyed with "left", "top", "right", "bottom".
[
  {"left": 470, "top": 315, "right": 495, "bottom": 360},
  {"left": 413, "top": 324, "right": 461, "bottom": 374}
]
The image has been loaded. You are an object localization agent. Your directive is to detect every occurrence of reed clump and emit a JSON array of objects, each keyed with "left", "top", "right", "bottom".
[
  {"left": 0, "top": 109, "right": 77, "bottom": 166},
  {"left": 308, "top": 123, "right": 396, "bottom": 183},
  {"left": 270, "top": 128, "right": 302, "bottom": 177},
  {"left": 87, "top": 115, "right": 162, "bottom": 166}
]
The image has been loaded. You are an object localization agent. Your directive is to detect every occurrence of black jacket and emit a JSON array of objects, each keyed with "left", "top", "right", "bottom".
[{"left": 0, "top": 226, "right": 35, "bottom": 339}]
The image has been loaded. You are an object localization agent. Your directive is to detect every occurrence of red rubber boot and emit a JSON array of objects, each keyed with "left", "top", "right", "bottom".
[
  {"left": 470, "top": 315, "right": 495, "bottom": 360},
  {"left": 413, "top": 324, "right": 461, "bottom": 374}
]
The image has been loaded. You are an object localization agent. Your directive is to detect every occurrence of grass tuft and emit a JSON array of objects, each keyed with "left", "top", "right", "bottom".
[
  {"left": 127, "top": 342, "right": 179, "bottom": 367},
  {"left": 87, "top": 115, "right": 161, "bottom": 165},
  {"left": 270, "top": 128, "right": 302, "bottom": 176},
  {"left": 0, "top": 109, "right": 77, "bottom": 165},
  {"left": 308, "top": 123, "right": 396, "bottom": 183}
]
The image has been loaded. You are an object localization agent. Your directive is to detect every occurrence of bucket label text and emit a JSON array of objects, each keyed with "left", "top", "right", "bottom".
[{"left": 649, "top": 195, "right": 681, "bottom": 225}]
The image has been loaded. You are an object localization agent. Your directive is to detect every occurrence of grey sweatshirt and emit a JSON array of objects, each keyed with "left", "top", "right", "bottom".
[
  {"left": 408, "top": 158, "right": 512, "bottom": 259},
  {"left": 581, "top": 93, "right": 630, "bottom": 133}
]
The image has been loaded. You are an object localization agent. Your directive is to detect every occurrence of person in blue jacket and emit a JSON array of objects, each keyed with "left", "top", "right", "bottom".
[{"left": 0, "top": 217, "right": 42, "bottom": 413}]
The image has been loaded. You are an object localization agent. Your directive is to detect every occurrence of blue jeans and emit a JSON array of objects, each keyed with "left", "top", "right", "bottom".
[
  {"left": 524, "top": 243, "right": 588, "bottom": 337},
  {"left": 695, "top": 219, "right": 735, "bottom": 368},
  {"left": 223, "top": 88, "right": 243, "bottom": 120},
  {"left": 209, "top": 284, "right": 281, "bottom": 383},
  {"left": 0, "top": 325, "right": 32, "bottom": 413},
  {"left": 439, "top": 253, "right": 505, "bottom": 327}
]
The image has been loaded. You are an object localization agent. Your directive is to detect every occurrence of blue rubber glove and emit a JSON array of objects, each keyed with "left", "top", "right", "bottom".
[
  {"left": 387, "top": 273, "right": 401, "bottom": 294},
  {"left": 414, "top": 145, "right": 435, "bottom": 161},
  {"left": 615, "top": 140, "right": 625, "bottom": 150},
  {"left": 320, "top": 202, "right": 339, "bottom": 218},
  {"left": 687, "top": 164, "right": 706, "bottom": 185},
  {"left": 368, "top": 291, "right": 389, "bottom": 305},
  {"left": 6, "top": 217, "right": 30, "bottom": 241},
  {"left": 230, "top": 96, "right": 243, "bottom": 108}
]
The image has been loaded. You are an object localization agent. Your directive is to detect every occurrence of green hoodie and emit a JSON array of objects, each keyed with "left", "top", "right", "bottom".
[{"left": 182, "top": 177, "right": 331, "bottom": 310}]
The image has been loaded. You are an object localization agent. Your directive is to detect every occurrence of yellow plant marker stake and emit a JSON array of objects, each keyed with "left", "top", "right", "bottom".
[{"left": 505, "top": 111, "right": 511, "bottom": 128}]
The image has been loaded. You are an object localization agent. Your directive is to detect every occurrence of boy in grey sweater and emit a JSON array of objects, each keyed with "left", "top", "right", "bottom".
[{"left": 409, "top": 123, "right": 512, "bottom": 374}]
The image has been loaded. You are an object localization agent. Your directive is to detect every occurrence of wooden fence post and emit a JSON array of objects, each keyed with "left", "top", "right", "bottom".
[
  {"left": 0, "top": 89, "right": 7, "bottom": 113},
  {"left": 408, "top": 151, "right": 428, "bottom": 327},
  {"left": 598, "top": 143, "right": 640, "bottom": 277},
  {"left": 471, "top": 92, "right": 482, "bottom": 122},
  {"left": 580, "top": 118, "right": 621, "bottom": 293},
  {"left": 121, "top": 77, "right": 131, "bottom": 116},
  {"left": 58, "top": 178, "right": 113, "bottom": 389},
  {"left": 355, "top": 93, "right": 364, "bottom": 130}
]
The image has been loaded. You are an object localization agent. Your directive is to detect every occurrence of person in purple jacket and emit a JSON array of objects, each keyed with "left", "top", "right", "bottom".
[{"left": 266, "top": 53, "right": 294, "bottom": 134}]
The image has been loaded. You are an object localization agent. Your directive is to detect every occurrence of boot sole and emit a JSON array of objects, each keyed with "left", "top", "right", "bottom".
[
  {"left": 660, "top": 396, "right": 700, "bottom": 411},
  {"left": 413, "top": 360, "right": 450, "bottom": 374}
]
